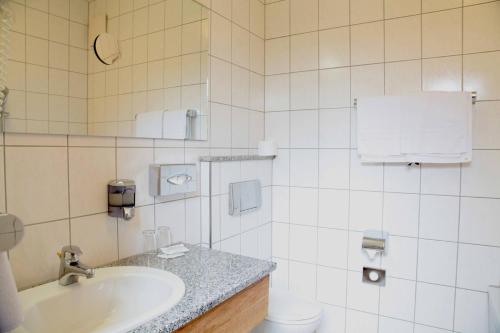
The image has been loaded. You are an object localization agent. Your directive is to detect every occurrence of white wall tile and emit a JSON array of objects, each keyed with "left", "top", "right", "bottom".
[
  {"left": 347, "top": 270, "right": 379, "bottom": 313},
  {"left": 379, "top": 277, "right": 416, "bottom": 321},
  {"left": 6, "top": 147, "right": 69, "bottom": 225},
  {"left": 319, "top": 149, "right": 350, "bottom": 189},
  {"left": 350, "top": 150, "right": 383, "bottom": 191},
  {"left": 383, "top": 193, "right": 419, "bottom": 237},
  {"left": 382, "top": 235, "right": 418, "bottom": 280},
  {"left": 346, "top": 309, "right": 378, "bottom": 333},
  {"left": 290, "top": 187, "right": 318, "bottom": 226},
  {"left": 422, "top": 56, "right": 462, "bottom": 92},
  {"left": 317, "top": 227, "right": 348, "bottom": 269},
  {"left": 289, "top": 224, "right": 317, "bottom": 263},
  {"left": 454, "top": 289, "right": 489, "bottom": 333},
  {"left": 319, "top": 27, "right": 349, "bottom": 69},
  {"left": 385, "top": 0, "right": 420, "bottom": 19},
  {"left": 118, "top": 205, "right": 155, "bottom": 258},
  {"left": 319, "top": 68, "right": 351, "bottom": 108},
  {"left": 290, "top": 32, "right": 318, "bottom": 72},
  {"left": 415, "top": 282, "right": 455, "bottom": 330},
  {"left": 462, "top": 150, "right": 500, "bottom": 198},
  {"left": 417, "top": 239, "right": 457, "bottom": 286},
  {"left": 385, "top": 15, "right": 421, "bottom": 62},
  {"left": 272, "top": 222, "right": 289, "bottom": 258},
  {"left": 419, "top": 195, "right": 459, "bottom": 242},
  {"left": 464, "top": 51, "right": 500, "bottom": 101},
  {"left": 463, "top": 2, "right": 500, "bottom": 54},
  {"left": 290, "top": 110, "right": 318, "bottom": 148},
  {"left": 349, "top": 190, "right": 383, "bottom": 231},
  {"left": 272, "top": 186, "right": 290, "bottom": 222},
  {"left": 350, "top": 21, "right": 384, "bottom": 66},
  {"left": 265, "top": 74, "right": 290, "bottom": 111},
  {"left": 318, "top": 189, "right": 349, "bottom": 229},
  {"left": 379, "top": 317, "right": 414, "bottom": 333},
  {"left": 457, "top": 243, "right": 500, "bottom": 292},
  {"left": 290, "top": 71, "right": 318, "bottom": 110},
  {"left": 421, "top": 164, "right": 461, "bottom": 196},
  {"left": 318, "top": 304, "right": 346, "bottom": 333},
  {"left": 71, "top": 214, "right": 118, "bottom": 267},
  {"left": 460, "top": 197, "right": 500, "bottom": 247},
  {"left": 289, "top": 260, "right": 317, "bottom": 299},
  {"left": 384, "top": 163, "right": 420, "bottom": 193},
  {"left": 422, "top": 9, "right": 462, "bottom": 57},
  {"left": 290, "top": 149, "right": 318, "bottom": 187},
  {"left": 350, "top": 0, "right": 383, "bottom": 24},
  {"left": 265, "top": 0, "right": 289, "bottom": 39},
  {"left": 319, "top": 109, "right": 350, "bottom": 148},
  {"left": 316, "top": 266, "right": 347, "bottom": 306},
  {"left": 69, "top": 147, "right": 116, "bottom": 217},
  {"left": 10, "top": 219, "right": 69, "bottom": 289},
  {"left": 290, "top": 0, "right": 318, "bottom": 34},
  {"left": 385, "top": 60, "right": 422, "bottom": 95},
  {"left": 266, "top": 37, "right": 290, "bottom": 75}
]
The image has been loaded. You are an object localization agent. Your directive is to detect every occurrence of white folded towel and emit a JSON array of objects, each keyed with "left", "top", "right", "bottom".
[
  {"left": 357, "top": 92, "right": 472, "bottom": 163},
  {"left": 134, "top": 111, "right": 164, "bottom": 138},
  {"left": 158, "top": 243, "right": 189, "bottom": 259},
  {"left": 163, "top": 110, "right": 197, "bottom": 140}
]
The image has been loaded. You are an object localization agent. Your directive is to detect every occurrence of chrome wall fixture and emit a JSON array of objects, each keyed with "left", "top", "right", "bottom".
[
  {"left": 108, "top": 179, "right": 136, "bottom": 220},
  {"left": 149, "top": 164, "right": 197, "bottom": 197}
]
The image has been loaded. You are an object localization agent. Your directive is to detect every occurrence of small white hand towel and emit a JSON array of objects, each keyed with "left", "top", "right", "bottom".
[
  {"left": 163, "top": 110, "right": 189, "bottom": 140},
  {"left": 134, "top": 111, "right": 163, "bottom": 138},
  {"left": 160, "top": 243, "right": 189, "bottom": 255}
]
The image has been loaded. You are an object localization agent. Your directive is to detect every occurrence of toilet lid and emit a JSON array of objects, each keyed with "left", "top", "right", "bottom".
[{"left": 266, "top": 288, "right": 323, "bottom": 324}]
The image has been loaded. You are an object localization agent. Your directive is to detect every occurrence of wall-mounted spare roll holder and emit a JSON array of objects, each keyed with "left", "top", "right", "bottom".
[{"left": 0, "top": 213, "right": 24, "bottom": 332}]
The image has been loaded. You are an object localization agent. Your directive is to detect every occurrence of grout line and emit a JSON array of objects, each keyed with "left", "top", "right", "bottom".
[{"left": 344, "top": 0, "right": 352, "bottom": 330}]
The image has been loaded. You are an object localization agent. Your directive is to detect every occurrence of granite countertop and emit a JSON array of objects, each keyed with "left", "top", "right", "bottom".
[{"left": 107, "top": 244, "right": 276, "bottom": 333}]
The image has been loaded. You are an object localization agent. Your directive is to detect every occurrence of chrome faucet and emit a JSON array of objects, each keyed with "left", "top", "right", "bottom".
[{"left": 57, "top": 245, "right": 95, "bottom": 286}]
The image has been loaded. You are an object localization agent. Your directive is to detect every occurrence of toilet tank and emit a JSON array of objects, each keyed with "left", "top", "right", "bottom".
[{"left": 489, "top": 286, "right": 500, "bottom": 333}]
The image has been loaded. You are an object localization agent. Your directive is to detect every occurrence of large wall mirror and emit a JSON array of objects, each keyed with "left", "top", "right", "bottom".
[{"left": 3, "top": 0, "right": 209, "bottom": 140}]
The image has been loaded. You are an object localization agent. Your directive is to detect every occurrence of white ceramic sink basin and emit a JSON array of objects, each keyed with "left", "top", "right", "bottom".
[{"left": 12, "top": 266, "right": 185, "bottom": 333}]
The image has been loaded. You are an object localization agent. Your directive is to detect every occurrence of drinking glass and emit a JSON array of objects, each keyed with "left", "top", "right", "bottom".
[
  {"left": 142, "top": 230, "right": 157, "bottom": 254},
  {"left": 157, "top": 226, "right": 172, "bottom": 249}
]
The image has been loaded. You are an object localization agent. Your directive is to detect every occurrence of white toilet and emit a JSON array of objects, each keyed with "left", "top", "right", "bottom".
[{"left": 253, "top": 288, "right": 323, "bottom": 333}]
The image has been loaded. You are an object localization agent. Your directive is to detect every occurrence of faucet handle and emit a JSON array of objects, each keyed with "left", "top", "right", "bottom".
[{"left": 58, "top": 245, "right": 83, "bottom": 262}]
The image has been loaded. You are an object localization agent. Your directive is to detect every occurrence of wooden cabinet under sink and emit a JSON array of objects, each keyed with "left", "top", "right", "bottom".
[{"left": 175, "top": 276, "right": 269, "bottom": 333}]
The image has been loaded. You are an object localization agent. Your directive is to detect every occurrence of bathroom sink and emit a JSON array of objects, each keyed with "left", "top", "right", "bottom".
[{"left": 12, "top": 266, "right": 185, "bottom": 333}]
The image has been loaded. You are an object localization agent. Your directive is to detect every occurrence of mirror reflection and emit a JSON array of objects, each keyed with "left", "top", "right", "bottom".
[
  {"left": 3, "top": 0, "right": 209, "bottom": 140},
  {"left": 0, "top": 214, "right": 24, "bottom": 252}
]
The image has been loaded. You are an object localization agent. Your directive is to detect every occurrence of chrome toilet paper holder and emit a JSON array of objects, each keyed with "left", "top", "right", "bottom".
[{"left": 362, "top": 230, "right": 387, "bottom": 260}]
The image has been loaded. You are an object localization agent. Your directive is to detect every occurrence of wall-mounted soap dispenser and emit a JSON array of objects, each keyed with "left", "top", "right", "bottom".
[{"left": 108, "top": 180, "right": 136, "bottom": 220}]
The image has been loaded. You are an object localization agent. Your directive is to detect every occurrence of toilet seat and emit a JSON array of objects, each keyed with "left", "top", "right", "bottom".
[{"left": 266, "top": 288, "right": 323, "bottom": 325}]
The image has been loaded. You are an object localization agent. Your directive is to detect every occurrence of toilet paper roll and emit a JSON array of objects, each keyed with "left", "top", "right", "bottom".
[
  {"left": 258, "top": 140, "right": 277, "bottom": 156},
  {"left": 0, "top": 252, "right": 23, "bottom": 333}
]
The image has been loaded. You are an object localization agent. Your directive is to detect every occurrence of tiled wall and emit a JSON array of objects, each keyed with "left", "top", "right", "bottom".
[
  {"left": 4, "top": 0, "right": 265, "bottom": 290},
  {"left": 86, "top": 0, "right": 210, "bottom": 136},
  {"left": 4, "top": 133, "right": 208, "bottom": 290},
  {"left": 206, "top": 0, "right": 266, "bottom": 151},
  {"left": 265, "top": 0, "right": 500, "bottom": 332},
  {"left": 5, "top": 0, "right": 89, "bottom": 135},
  {"left": 200, "top": 158, "right": 272, "bottom": 260}
]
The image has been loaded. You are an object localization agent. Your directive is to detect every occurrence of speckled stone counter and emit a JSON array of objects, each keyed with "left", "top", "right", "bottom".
[{"left": 107, "top": 244, "right": 276, "bottom": 333}]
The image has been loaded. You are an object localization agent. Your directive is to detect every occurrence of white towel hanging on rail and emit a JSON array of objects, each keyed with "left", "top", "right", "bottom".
[{"left": 357, "top": 92, "right": 472, "bottom": 164}]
